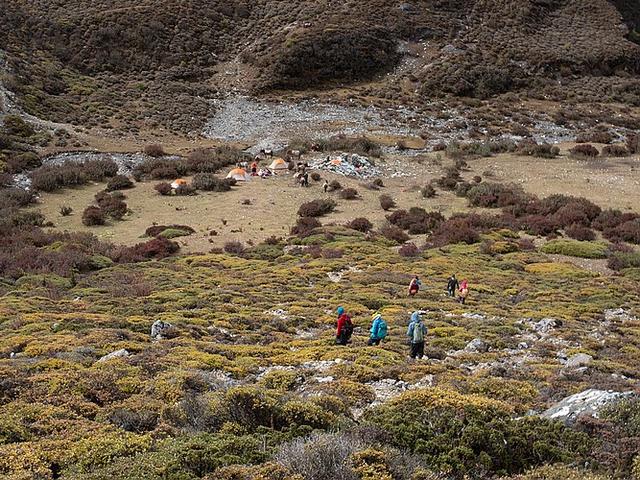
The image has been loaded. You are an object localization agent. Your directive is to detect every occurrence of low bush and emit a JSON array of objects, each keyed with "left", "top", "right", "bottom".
[
  {"left": 601, "top": 144, "right": 630, "bottom": 157},
  {"left": 421, "top": 184, "right": 436, "bottom": 198},
  {"left": 291, "top": 217, "right": 321, "bottom": 237},
  {"left": 6, "top": 152, "right": 41, "bottom": 173},
  {"left": 175, "top": 184, "right": 196, "bottom": 196},
  {"left": 592, "top": 209, "right": 638, "bottom": 231},
  {"left": 154, "top": 182, "right": 172, "bottom": 195},
  {"left": 428, "top": 217, "right": 481, "bottom": 246},
  {"left": 380, "top": 224, "right": 410, "bottom": 244},
  {"left": 387, "top": 208, "right": 445, "bottom": 235},
  {"left": 95, "top": 192, "right": 128, "bottom": 220},
  {"left": 346, "top": 217, "right": 373, "bottom": 233},
  {"left": 541, "top": 239, "right": 608, "bottom": 259},
  {"left": 82, "top": 206, "right": 106, "bottom": 226},
  {"left": 380, "top": 194, "right": 396, "bottom": 211},
  {"left": 83, "top": 159, "right": 119, "bottom": 180},
  {"left": 604, "top": 219, "right": 640, "bottom": 244},
  {"left": 0, "top": 172, "right": 12, "bottom": 188},
  {"left": 398, "top": 242, "right": 420, "bottom": 257},
  {"left": 116, "top": 237, "right": 179, "bottom": 261},
  {"left": 338, "top": 188, "right": 358, "bottom": 200},
  {"left": 576, "top": 131, "right": 613, "bottom": 144},
  {"left": 310, "top": 172, "right": 321, "bottom": 182},
  {"left": 516, "top": 140, "right": 560, "bottom": 158},
  {"left": 224, "top": 241, "right": 245, "bottom": 255},
  {"left": 145, "top": 225, "right": 195, "bottom": 237},
  {"left": 519, "top": 214, "right": 558, "bottom": 236},
  {"left": 0, "top": 188, "right": 34, "bottom": 208},
  {"left": 297, "top": 199, "right": 336, "bottom": 217},
  {"left": 569, "top": 144, "right": 599, "bottom": 159},
  {"left": 328, "top": 180, "right": 342, "bottom": 192},
  {"left": 373, "top": 178, "right": 384, "bottom": 187},
  {"left": 59, "top": 206, "right": 73, "bottom": 217},
  {"left": 565, "top": 224, "right": 596, "bottom": 241},
  {"left": 466, "top": 182, "right": 529, "bottom": 208},
  {"left": 144, "top": 144, "right": 165, "bottom": 157},
  {"left": 366, "top": 388, "right": 592, "bottom": 477},
  {"left": 106, "top": 175, "right": 134, "bottom": 191},
  {"left": 607, "top": 251, "right": 640, "bottom": 271},
  {"left": 193, "top": 173, "right": 235, "bottom": 192}
]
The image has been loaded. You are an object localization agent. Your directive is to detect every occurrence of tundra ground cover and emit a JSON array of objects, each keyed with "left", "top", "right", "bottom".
[{"left": 0, "top": 224, "right": 638, "bottom": 479}]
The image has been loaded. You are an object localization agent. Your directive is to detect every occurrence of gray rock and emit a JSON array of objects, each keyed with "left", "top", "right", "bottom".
[
  {"left": 541, "top": 389, "right": 634, "bottom": 425},
  {"left": 465, "top": 338, "right": 489, "bottom": 353},
  {"left": 97, "top": 348, "right": 130, "bottom": 363},
  {"left": 565, "top": 353, "right": 593, "bottom": 368},
  {"left": 533, "top": 318, "right": 562, "bottom": 334},
  {"left": 151, "top": 320, "right": 175, "bottom": 340}
]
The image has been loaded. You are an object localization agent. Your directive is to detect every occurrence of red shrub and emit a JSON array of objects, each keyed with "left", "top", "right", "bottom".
[
  {"left": 144, "top": 144, "right": 166, "bottom": 157},
  {"left": 291, "top": 217, "right": 321, "bottom": 237},
  {"left": 95, "top": 193, "right": 128, "bottom": 220},
  {"left": 421, "top": 184, "right": 436, "bottom": 198},
  {"left": 0, "top": 188, "right": 35, "bottom": 208},
  {"left": 605, "top": 220, "right": 640, "bottom": 244},
  {"left": 223, "top": 241, "right": 245, "bottom": 255},
  {"left": 466, "top": 182, "right": 529, "bottom": 208},
  {"left": 387, "top": 208, "right": 444, "bottom": 234},
  {"left": 106, "top": 175, "right": 134, "bottom": 191},
  {"left": 428, "top": 217, "right": 480, "bottom": 247},
  {"left": 565, "top": 224, "right": 596, "bottom": 241},
  {"left": 518, "top": 215, "right": 558, "bottom": 236},
  {"left": 346, "top": 217, "right": 373, "bottom": 233},
  {"left": 398, "top": 242, "right": 420, "bottom": 257},
  {"left": 321, "top": 248, "right": 343, "bottom": 259},
  {"left": 627, "top": 134, "right": 639, "bottom": 154},
  {"left": 116, "top": 237, "right": 179, "bottom": 262},
  {"left": 338, "top": 188, "right": 359, "bottom": 200},
  {"left": 379, "top": 194, "right": 396, "bottom": 211},
  {"left": 297, "top": 199, "right": 336, "bottom": 217},
  {"left": 154, "top": 182, "right": 172, "bottom": 195},
  {"left": 593, "top": 209, "right": 638, "bottom": 231},
  {"left": 601, "top": 144, "right": 630, "bottom": 157},
  {"left": 82, "top": 206, "right": 106, "bottom": 226},
  {"left": 569, "top": 144, "right": 599, "bottom": 158},
  {"left": 379, "top": 224, "right": 410, "bottom": 244}
]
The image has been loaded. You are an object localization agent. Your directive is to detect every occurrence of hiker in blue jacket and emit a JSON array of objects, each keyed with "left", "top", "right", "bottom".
[
  {"left": 367, "top": 312, "right": 388, "bottom": 346},
  {"left": 407, "top": 311, "right": 427, "bottom": 359}
]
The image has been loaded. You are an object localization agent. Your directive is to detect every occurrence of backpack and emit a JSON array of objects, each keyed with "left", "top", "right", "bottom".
[
  {"left": 342, "top": 315, "right": 354, "bottom": 337},
  {"left": 412, "top": 321, "right": 424, "bottom": 343},
  {"left": 377, "top": 319, "right": 388, "bottom": 339}
]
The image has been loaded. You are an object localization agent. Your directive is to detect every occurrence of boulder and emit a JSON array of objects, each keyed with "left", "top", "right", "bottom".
[
  {"left": 565, "top": 353, "right": 593, "bottom": 368},
  {"left": 533, "top": 318, "right": 562, "bottom": 334},
  {"left": 151, "top": 320, "right": 175, "bottom": 340},
  {"left": 97, "top": 348, "right": 130, "bottom": 363},
  {"left": 541, "top": 389, "right": 634, "bottom": 425},
  {"left": 464, "top": 338, "right": 489, "bottom": 353}
]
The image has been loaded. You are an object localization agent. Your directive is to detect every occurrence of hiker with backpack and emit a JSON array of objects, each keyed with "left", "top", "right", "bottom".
[
  {"left": 336, "top": 306, "right": 354, "bottom": 346},
  {"left": 407, "top": 311, "right": 427, "bottom": 359},
  {"left": 447, "top": 274, "right": 459, "bottom": 297},
  {"left": 367, "top": 312, "right": 388, "bottom": 346},
  {"left": 458, "top": 279, "right": 469, "bottom": 304},
  {"left": 408, "top": 275, "right": 422, "bottom": 297}
]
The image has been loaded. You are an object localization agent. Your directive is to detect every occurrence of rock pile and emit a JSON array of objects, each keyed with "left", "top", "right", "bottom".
[{"left": 311, "top": 153, "right": 381, "bottom": 179}]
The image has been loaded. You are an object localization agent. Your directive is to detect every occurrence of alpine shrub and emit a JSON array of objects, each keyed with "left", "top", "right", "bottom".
[
  {"left": 106, "top": 175, "right": 134, "bottom": 191},
  {"left": 346, "top": 217, "right": 373, "bottom": 233},
  {"left": 379, "top": 194, "right": 396, "bottom": 211},
  {"left": 569, "top": 144, "right": 599, "bottom": 159},
  {"left": 82, "top": 206, "right": 106, "bottom": 226},
  {"left": 297, "top": 199, "right": 336, "bottom": 217},
  {"left": 291, "top": 217, "right": 321, "bottom": 237},
  {"left": 338, "top": 188, "right": 358, "bottom": 200},
  {"left": 154, "top": 182, "right": 172, "bottom": 195},
  {"left": 380, "top": 224, "right": 410, "bottom": 244}
]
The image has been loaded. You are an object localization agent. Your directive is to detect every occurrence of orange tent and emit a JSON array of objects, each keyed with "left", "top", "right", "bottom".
[
  {"left": 226, "top": 168, "right": 251, "bottom": 181},
  {"left": 269, "top": 158, "right": 288, "bottom": 170},
  {"left": 171, "top": 178, "right": 188, "bottom": 189},
  {"left": 330, "top": 158, "right": 342, "bottom": 166}
]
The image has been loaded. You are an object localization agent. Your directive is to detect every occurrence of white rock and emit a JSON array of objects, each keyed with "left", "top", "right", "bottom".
[
  {"left": 541, "top": 389, "right": 634, "bottom": 425},
  {"left": 565, "top": 353, "right": 593, "bottom": 368},
  {"left": 464, "top": 338, "right": 489, "bottom": 353},
  {"left": 97, "top": 349, "right": 130, "bottom": 363},
  {"left": 151, "top": 320, "right": 174, "bottom": 340}
]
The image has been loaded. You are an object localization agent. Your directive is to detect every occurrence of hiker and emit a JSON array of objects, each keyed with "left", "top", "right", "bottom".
[
  {"left": 336, "top": 306, "right": 354, "bottom": 346},
  {"left": 251, "top": 161, "right": 258, "bottom": 176},
  {"left": 407, "top": 311, "right": 427, "bottom": 359},
  {"left": 367, "top": 312, "right": 388, "bottom": 346},
  {"left": 458, "top": 279, "right": 469, "bottom": 304},
  {"left": 408, "top": 275, "right": 422, "bottom": 296},
  {"left": 302, "top": 172, "right": 309, "bottom": 187},
  {"left": 447, "top": 274, "right": 459, "bottom": 297},
  {"left": 323, "top": 180, "right": 329, "bottom": 193}
]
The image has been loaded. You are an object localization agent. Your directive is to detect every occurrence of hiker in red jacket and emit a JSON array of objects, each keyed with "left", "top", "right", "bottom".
[{"left": 336, "top": 306, "right": 353, "bottom": 345}]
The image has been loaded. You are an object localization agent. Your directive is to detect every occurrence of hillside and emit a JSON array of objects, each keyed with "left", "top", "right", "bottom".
[{"left": 1, "top": 0, "right": 640, "bottom": 135}]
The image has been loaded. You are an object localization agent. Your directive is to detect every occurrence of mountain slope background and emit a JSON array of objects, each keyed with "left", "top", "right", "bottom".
[{"left": 1, "top": 0, "right": 639, "bottom": 135}]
